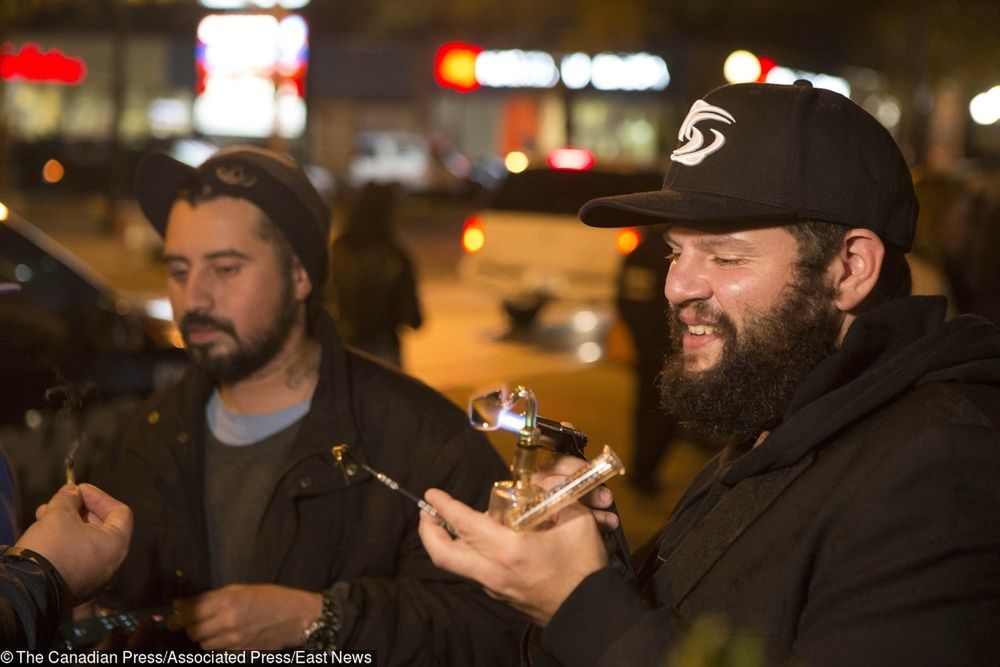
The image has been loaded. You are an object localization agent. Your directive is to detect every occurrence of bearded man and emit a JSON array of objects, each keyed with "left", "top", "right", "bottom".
[
  {"left": 90, "top": 146, "right": 522, "bottom": 662},
  {"left": 418, "top": 81, "right": 1000, "bottom": 666}
]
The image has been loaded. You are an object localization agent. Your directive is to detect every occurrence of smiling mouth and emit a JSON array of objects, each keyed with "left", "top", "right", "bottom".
[{"left": 687, "top": 324, "right": 717, "bottom": 336}]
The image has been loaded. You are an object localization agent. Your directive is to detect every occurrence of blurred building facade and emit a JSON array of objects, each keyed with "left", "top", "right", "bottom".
[{"left": 1, "top": 4, "right": 998, "bottom": 202}]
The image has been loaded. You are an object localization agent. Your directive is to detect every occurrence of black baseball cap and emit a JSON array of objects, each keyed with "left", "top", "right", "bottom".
[
  {"left": 580, "top": 81, "right": 918, "bottom": 251},
  {"left": 135, "top": 145, "right": 332, "bottom": 287}
]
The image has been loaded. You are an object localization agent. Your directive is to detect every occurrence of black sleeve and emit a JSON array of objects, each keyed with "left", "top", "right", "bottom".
[
  {"left": 0, "top": 546, "right": 66, "bottom": 649},
  {"left": 536, "top": 567, "right": 687, "bottom": 667}
]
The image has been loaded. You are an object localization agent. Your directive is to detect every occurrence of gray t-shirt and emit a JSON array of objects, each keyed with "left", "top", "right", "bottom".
[{"left": 204, "top": 391, "right": 309, "bottom": 587}]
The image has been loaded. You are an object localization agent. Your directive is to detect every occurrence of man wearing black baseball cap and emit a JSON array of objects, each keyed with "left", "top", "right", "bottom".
[
  {"left": 91, "top": 146, "right": 522, "bottom": 659},
  {"left": 419, "top": 81, "right": 1000, "bottom": 666}
]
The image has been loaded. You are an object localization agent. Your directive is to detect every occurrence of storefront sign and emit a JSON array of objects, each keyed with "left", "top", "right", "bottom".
[
  {"left": 198, "top": 0, "right": 309, "bottom": 8},
  {"left": 0, "top": 43, "right": 86, "bottom": 85},
  {"left": 193, "top": 13, "right": 308, "bottom": 138},
  {"left": 435, "top": 42, "right": 670, "bottom": 93}
]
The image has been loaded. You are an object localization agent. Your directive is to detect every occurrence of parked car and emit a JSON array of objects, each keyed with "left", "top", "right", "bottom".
[
  {"left": 346, "top": 130, "right": 475, "bottom": 195},
  {"left": 0, "top": 210, "right": 186, "bottom": 529},
  {"left": 458, "top": 151, "right": 663, "bottom": 328}
]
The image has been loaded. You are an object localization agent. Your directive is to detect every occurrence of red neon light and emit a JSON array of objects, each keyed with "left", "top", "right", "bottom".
[
  {"left": 434, "top": 41, "right": 482, "bottom": 93},
  {"left": 0, "top": 43, "right": 87, "bottom": 85},
  {"left": 756, "top": 55, "right": 777, "bottom": 83}
]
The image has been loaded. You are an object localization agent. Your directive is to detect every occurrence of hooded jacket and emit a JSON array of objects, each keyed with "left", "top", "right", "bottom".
[
  {"left": 97, "top": 312, "right": 523, "bottom": 664},
  {"left": 540, "top": 296, "right": 1000, "bottom": 666}
]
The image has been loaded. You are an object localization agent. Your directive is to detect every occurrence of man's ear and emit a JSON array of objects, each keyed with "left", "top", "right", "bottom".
[
  {"left": 291, "top": 256, "right": 313, "bottom": 302},
  {"left": 831, "top": 228, "right": 885, "bottom": 312}
]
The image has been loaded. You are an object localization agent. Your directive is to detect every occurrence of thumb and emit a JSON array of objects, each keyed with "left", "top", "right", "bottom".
[{"left": 78, "top": 484, "right": 133, "bottom": 537}]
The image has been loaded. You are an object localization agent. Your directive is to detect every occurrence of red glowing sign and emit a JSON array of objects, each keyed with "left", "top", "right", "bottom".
[
  {"left": 756, "top": 55, "right": 777, "bottom": 83},
  {"left": 434, "top": 41, "right": 482, "bottom": 93},
  {"left": 0, "top": 43, "right": 87, "bottom": 85}
]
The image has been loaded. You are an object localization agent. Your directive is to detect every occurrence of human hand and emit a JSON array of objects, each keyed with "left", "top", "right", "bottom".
[
  {"left": 532, "top": 454, "right": 620, "bottom": 533},
  {"left": 169, "top": 584, "right": 322, "bottom": 650},
  {"left": 17, "top": 483, "right": 133, "bottom": 603},
  {"left": 418, "top": 488, "right": 608, "bottom": 627}
]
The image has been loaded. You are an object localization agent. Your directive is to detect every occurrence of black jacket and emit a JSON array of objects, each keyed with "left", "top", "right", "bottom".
[
  {"left": 99, "top": 313, "right": 523, "bottom": 664},
  {"left": 540, "top": 296, "right": 1000, "bottom": 666}
]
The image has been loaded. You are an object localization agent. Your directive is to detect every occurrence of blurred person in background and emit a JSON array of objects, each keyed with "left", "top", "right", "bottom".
[
  {"left": 326, "top": 183, "right": 423, "bottom": 368},
  {"left": 920, "top": 168, "right": 1000, "bottom": 327},
  {"left": 419, "top": 81, "right": 1000, "bottom": 666},
  {"left": 962, "top": 187, "right": 1000, "bottom": 324},
  {"left": 909, "top": 169, "right": 965, "bottom": 317},
  {"left": 614, "top": 229, "right": 679, "bottom": 495},
  {"left": 1, "top": 483, "right": 132, "bottom": 649},
  {"left": 93, "top": 146, "right": 521, "bottom": 661}
]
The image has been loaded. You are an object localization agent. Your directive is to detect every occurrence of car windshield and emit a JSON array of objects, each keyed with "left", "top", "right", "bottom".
[{"left": 489, "top": 169, "right": 662, "bottom": 215}]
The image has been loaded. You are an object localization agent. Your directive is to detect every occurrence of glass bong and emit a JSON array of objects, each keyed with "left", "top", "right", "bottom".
[{"left": 469, "top": 386, "right": 626, "bottom": 531}]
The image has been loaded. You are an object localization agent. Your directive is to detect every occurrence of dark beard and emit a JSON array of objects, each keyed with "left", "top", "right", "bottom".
[
  {"left": 180, "top": 278, "right": 299, "bottom": 384},
  {"left": 658, "top": 272, "right": 842, "bottom": 442}
]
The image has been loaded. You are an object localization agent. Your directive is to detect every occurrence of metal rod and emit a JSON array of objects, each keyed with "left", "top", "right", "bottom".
[{"left": 359, "top": 463, "right": 458, "bottom": 539}]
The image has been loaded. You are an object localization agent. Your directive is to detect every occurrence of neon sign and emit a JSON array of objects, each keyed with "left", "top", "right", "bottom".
[
  {"left": 0, "top": 43, "right": 86, "bottom": 85},
  {"left": 435, "top": 43, "right": 670, "bottom": 93},
  {"left": 198, "top": 0, "right": 310, "bottom": 7}
]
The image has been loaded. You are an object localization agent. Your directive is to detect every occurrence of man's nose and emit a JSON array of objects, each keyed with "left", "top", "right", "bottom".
[
  {"left": 664, "top": 257, "right": 712, "bottom": 305},
  {"left": 182, "top": 268, "right": 215, "bottom": 312}
]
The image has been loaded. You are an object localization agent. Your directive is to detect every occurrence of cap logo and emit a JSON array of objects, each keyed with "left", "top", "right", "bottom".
[
  {"left": 214, "top": 164, "right": 257, "bottom": 188},
  {"left": 671, "top": 100, "right": 735, "bottom": 167}
]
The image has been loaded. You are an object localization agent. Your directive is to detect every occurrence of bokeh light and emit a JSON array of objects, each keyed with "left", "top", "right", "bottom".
[
  {"left": 504, "top": 151, "right": 530, "bottom": 173},
  {"left": 42, "top": 159, "right": 65, "bottom": 183},
  {"left": 724, "top": 50, "right": 761, "bottom": 84}
]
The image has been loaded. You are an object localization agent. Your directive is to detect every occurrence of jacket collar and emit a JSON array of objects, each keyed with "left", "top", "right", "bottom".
[{"left": 133, "top": 311, "right": 365, "bottom": 479}]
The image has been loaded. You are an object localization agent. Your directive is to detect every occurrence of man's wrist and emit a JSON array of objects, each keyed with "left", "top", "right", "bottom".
[{"left": 302, "top": 591, "right": 341, "bottom": 650}]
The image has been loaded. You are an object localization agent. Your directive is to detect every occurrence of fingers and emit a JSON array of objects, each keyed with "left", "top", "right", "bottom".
[
  {"left": 591, "top": 509, "right": 620, "bottom": 532},
  {"left": 419, "top": 511, "right": 503, "bottom": 590},
  {"left": 424, "top": 488, "right": 492, "bottom": 536},
  {"left": 582, "top": 485, "right": 614, "bottom": 510},
  {"left": 78, "top": 484, "right": 130, "bottom": 523},
  {"left": 534, "top": 455, "right": 615, "bottom": 510},
  {"left": 78, "top": 483, "right": 134, "bottom": 541},
  {"left": 43, "top": 484, "right": 84, "bottom": 515},
  {"left": 170, "top": 595, "right": 215, "bottom": 632},
  {"left": 420, "top": 489, "right": 517, "bottom": 588},
  {"left": 540, "top": 455, "right": 588, "bottom": 478},
  {"left": 185, "top": 615, "right": 229, "bottom": 646}
]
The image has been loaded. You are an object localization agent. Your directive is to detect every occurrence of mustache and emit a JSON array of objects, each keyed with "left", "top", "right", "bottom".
[
  {"left": 672, "top": 301, "right": 723, "bottom": 325},
  {"left": 180, "top": 311, "right": 237, "bottom": 339},
  {"left": 667, "top": 301, "right": 736, "bottom": 335},
  {"left": 668, "top": 302, "right": 736, "bottom": 346}
]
